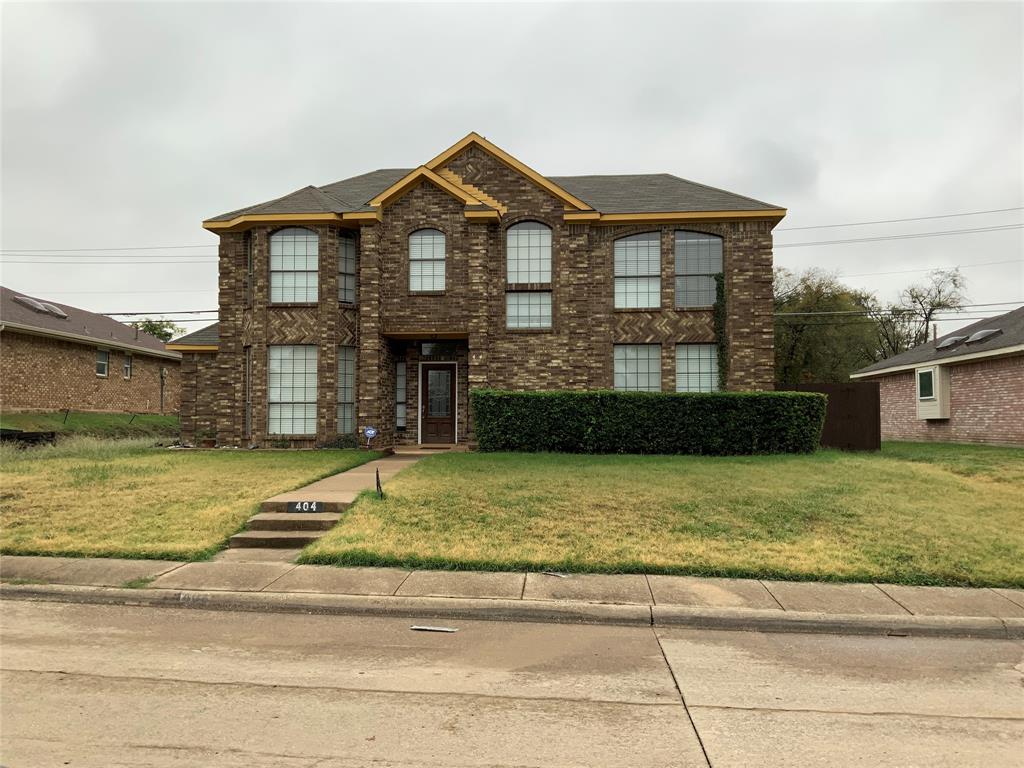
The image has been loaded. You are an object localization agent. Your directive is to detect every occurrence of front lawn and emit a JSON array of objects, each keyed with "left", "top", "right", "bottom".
[
  {"left": 0, "top": 438, "right": 377, "bottom": 560},
  {"left": 301, "top": 442, "right": 1024, "bottom": 587}
]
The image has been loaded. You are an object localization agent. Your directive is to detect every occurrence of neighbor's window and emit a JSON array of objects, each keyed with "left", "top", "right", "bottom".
[
  {"left": 338, "top": 233, "right": 356, "bottom": 304},
  {"left": 268, "top": 345, "right": 318, "bottom": 435},
  {"left": 269, "top": 227, "right": 319, "bottom": 303},
  {"left": 506, "top": 292, "right": 552, "bottom": 329},
  {"left": 96, "top": 349, "right": 109, "bottom": 377},
  {"left": 613, "top": 344, "right": 662, "bottom": 391},
  {"left": 917, "top": 368, "right": 935, "bottom": 401},
  {"left": 244, "top": 346, "right": 253, "bottom": 439},
  {"left": 337, "top": 346, "right": 356, "bottom": 434},
  {"left": 614, "top": 233, "right": 661, "bottom": 309},
  {"left": 506, "top": 222, "right": 551, "bottom": 283},
  {"left": 676, "top": 344, "right": 718, "bottom": 392},
  {"left": 675, "top": 231, "right": 722, "bottom": 308},
  {"left": 409, "top": 229, "right": 446, "bottom": 292},
  {"left": 123, "top": 354, "right": 133, "bottom": 380},
  {"left": 396, "top": 361, "right": 407, "bottom": 430}
]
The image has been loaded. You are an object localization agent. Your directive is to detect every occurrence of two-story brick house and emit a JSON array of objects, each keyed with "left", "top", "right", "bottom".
[{"left": 182, "top": 133, "right": 784, "bottom": 448}]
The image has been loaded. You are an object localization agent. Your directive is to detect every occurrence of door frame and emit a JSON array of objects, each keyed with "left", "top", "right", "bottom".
[{"left": 417, "top": 360, "right": 458, "bottom": 444}]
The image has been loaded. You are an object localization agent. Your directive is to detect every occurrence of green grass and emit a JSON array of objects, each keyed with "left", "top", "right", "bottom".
[
  {"left": 1, "top": 410, "right": 180, "bottom": 439},
  {"left": 300, "top": 442, "right": 1024, "bottom": 587},
  {"left": 0, "top": 437, "right": 379, "bottom": 560}
]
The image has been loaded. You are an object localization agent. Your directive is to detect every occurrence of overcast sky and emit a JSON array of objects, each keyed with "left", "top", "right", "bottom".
[{"left": 2, "top": 1, "right": 1021, "bottom": 335}]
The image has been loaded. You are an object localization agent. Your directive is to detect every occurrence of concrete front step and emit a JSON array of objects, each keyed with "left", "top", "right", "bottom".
[
  {"left": 260, "top": 500, "right": 350, "bottom": 514},
  {"left": 228, "top": 530, "right": 325, "bottom": 549},
  {"left": 247, "top": 512, "right": 342, "bottom": 532}
]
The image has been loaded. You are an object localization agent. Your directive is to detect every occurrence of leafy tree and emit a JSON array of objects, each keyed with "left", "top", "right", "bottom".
[
  {"left": 774, "top": 268, "right": 877, "bottom": 386},
  {"left": 868, "top": 269, "right": 967, "bottom": 359},
  {"left": 130, "top": 318, "right": 185, "bottom": 343}
]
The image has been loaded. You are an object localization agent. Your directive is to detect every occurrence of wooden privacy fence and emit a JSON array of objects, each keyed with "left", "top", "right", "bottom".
[{"left": 792, "top": 382, "right": 881, "bottom": 451}]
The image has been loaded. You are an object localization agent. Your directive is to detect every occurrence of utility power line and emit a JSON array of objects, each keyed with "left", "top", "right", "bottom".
[
  {"left": 776, "top": 206, "right": 1024, "bottom": 231},
  {"left": 0, "top": 244, "right": 215, "bottom": 253},
  {"left": 838, "top": 259, "right": 1023, "bottom": 279},
  {"left": 775, "top": 223, "right": 1023, "bottom": 248}
]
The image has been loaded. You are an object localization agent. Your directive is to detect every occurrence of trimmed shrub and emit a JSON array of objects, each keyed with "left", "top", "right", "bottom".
[{"left": 471, "top": 389, "right": 826, "bottom": 455}]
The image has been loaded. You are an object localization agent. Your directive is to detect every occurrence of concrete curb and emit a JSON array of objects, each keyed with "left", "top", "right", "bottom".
[
  {"left": 1, "top": 583, "right": 1017, "bottom": 639},
  {"left": 651, "top": 604, "right": 1013, "bottom": 639}
]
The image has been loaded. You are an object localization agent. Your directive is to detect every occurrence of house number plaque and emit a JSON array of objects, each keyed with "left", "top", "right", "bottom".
[{"left": 286, "top": 501, "right": 323, "bottom": 513}]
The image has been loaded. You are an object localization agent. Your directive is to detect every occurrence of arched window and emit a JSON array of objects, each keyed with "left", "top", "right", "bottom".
[
  {"left": 506, "top": 221, "right": 551, "bottom": 284},
  {"left": 269, "top": 227, "right": 319, "bottom": 303},
  {"left": 409, "top": 229, "right": 446, "bottom": 292},
  {"left": 614, "top": 232, "right": 661, "bottom": 309},
  {"left": 675, "top": 231, "right": 722, "bottom": 308}
]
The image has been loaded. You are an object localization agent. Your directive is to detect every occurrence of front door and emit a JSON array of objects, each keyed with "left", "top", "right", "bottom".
[{"left": 421, "top": 364, "right": 455, "bottom": 443}]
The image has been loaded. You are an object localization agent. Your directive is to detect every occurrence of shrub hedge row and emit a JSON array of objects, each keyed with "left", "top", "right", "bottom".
[{"left": 471, "top": 389, "right": 826, "bottom": 455}]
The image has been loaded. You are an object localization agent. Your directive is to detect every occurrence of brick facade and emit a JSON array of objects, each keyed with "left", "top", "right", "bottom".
[
  {"left": 873, "top": 356, "right": 1024, "bottom": 446},
  {"left": 190, "top": 145, "right": 777, "bottom": 448},
  {"left": 0, "top": 330, "right": 180, "bottom": 414},
  {"left": 178, "top": 351, "right": 218, "bottom": 439}
]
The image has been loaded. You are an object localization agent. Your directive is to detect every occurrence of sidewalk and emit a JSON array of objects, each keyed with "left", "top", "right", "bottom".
[{"left": 2, "top": 554, "right": 1022, "bottom": 639}]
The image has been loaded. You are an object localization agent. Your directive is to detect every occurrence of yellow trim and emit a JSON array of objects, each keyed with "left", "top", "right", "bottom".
[
  {"left": 344, "top": 210, "right": 382, "bottom": 222},
  {"left": 438, "top": 168, "right": 508, "bottom": 214},
  {"left": 203, "top": 212, "right": 344, "bottom": 232},
  {"left": 425, "top": 132, "right": 594, "bottom": 211},
  {"left": 165, "top": 344, "right": 219, "bottom": 352},
  {"left": 202, "top": 211, "right": 380, "bottom": 232},
  {"left": 369, "top": 166, "right": 484, "bottom": 208},
  {"left": 464, "top": 209, "right": 500, "bottom": 221},
  {"left": 562, "top": 211, "right": 602, "bottom": 221},
  {"left": 564, "top": 209, "right": 787, "bottom": 224}
]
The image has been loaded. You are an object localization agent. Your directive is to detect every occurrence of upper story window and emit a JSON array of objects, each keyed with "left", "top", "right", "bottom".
[
  {"left": 507, "top": 222, "right": 551, "bottom": 283},
  {"left": 614, "top": 233, "right": 661, "bottom": 309},
  {"left": 338, "top": 233, "right": 356, "bottom": 304},
  {"left": 675, "top": 231, "right": 722, "bottom": 308},
  {"left": 244, "top": 232, "right": 254, "bottom": 307},
  {"left": 409, "top": 229, "right": 445, "bottom": 292},
  {"left": 270, "top": 227, "right": 319, "bottom": 304}
]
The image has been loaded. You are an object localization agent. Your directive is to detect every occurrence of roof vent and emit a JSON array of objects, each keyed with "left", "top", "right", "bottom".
[
  {"left": 936, "top": 335, "right": 968, "bottom": 350},
  {"left": 965, "top": 328, "right": 1003, "bottom": 345},
  {"left": 13, "top": 295, "right": 48, "bottom": 313},
  {"left": 39, "top": 302, "right": 68, "bottom": 319}
]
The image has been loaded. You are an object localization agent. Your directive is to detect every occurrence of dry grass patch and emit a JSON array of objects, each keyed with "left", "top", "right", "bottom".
[
  {"left": 301, "top": 442, "right": 1024, "bottom": 587},
  {"left": 0, "top": 438, "right": 377, "bottom": 560}
]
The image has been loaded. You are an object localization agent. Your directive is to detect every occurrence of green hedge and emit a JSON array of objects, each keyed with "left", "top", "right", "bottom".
[{"left": 471, "top": 389, "right": 826, "bottom": 455}]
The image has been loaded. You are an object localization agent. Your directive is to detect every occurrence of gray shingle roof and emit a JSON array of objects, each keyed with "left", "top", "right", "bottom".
[
  {"left": 0, "top": 285, "right": 176, "bottom": 356},
  {"left": 854, "top": 306, "right": 1024, "bottom": 376},
  {"left": 169, "top": 322, "right": 219, "bottom": 346},
  {"left": 549, "top": 174, "right": 781, "bottom": 213},
  {"left": 207, "top": 168, "right": 781, "bottom": 221}
]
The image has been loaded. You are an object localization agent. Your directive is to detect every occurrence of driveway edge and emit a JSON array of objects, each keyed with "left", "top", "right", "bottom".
[{"left": 1, "top": 584, "right": 1015, "bottom": 639}]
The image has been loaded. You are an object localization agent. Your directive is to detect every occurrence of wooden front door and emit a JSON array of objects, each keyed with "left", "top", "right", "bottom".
[{"left": 421, "top": 364, "right": 455, "bottom": 443}]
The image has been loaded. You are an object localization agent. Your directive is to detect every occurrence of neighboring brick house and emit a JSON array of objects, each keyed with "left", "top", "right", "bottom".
[
  {"left": 190, "top": 132, "right": 785, "bottom": 448},
  {"left": 165, "top": 322, "right": 219, "bottom": 441},
  {"left": 0, "top": 286, "right": 181, "bottom": 414},
  {"left": 851, "top": 306, "right": 1024, "bottom": 446}
]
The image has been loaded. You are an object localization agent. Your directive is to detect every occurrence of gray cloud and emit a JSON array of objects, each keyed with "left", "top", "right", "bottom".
[{"left": 2, "top": 1, "right": 1021, "bottom": 332}]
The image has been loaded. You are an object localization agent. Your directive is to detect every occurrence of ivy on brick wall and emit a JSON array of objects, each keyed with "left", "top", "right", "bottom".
[
  {"left": 714, "top": 272, "right": 729, "bottom": 390},
  {"left": 471, "top": 389, "right": 826, "bottom": 455}
]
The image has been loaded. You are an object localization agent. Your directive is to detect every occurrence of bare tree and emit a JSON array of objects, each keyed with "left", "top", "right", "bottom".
[{"left": 868, "top": 269, "right": 967, "bottom": 359}]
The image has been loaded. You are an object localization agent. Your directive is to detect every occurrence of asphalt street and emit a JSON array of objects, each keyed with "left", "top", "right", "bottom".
[{"left": 1, "top": 600, "right": 1021, "bottom": 767}]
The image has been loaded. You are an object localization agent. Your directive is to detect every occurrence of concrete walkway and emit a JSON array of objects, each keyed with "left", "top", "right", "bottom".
[
  {"left": 3, "top": 554, "right": 1023, "bottom": 638},
  {"left": 260, "top": 453, "right": 423, "bottom": 512}
]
